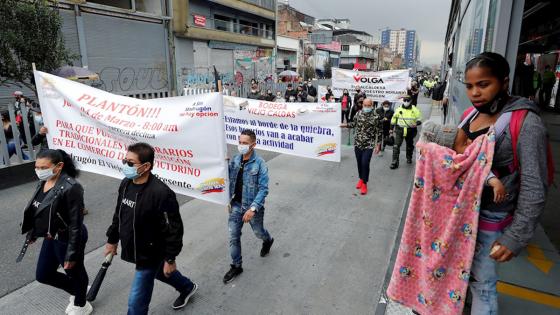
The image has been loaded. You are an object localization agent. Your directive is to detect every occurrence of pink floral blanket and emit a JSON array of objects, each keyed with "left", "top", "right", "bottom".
[{"left": 386, "top": 130, "right": 496, "bottom": 314}]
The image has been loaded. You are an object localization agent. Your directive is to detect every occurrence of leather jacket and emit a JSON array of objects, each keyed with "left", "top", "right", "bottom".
[{"left": 21, "top": 173, "right": 85, "bottom": 262}]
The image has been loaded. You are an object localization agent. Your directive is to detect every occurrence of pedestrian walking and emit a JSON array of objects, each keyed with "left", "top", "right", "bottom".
[
  {"left": 224, "top": 129, "right": 274, "bottom": 283},
  {"left": 340, "top": 89, "right": 352, "bottom": 123},
  {"left": 21, "top": 149, "right": 91, "bottom": 315},
  {"left": 390, "top": 96, "right": 422, "bottom": 169},
  {"left": 409, "top": 81, "right": 419, "bottom": 106},
  {"left": 341, "top": 99, "right": 383, "bottom": 195},
  {"left": 541, "top": 65, "right": 555, "bottom": 107},
  {"left": 104, "top": 143, "right": 197, "bottom": 315},
  {"left": 376, "top": 100, "right": 395, "bottom": 151},
  {"left": 454, "top": 52, "right": 550, "bottom": 315}
]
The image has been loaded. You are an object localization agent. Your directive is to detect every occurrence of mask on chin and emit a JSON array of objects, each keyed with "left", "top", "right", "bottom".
[{"left": 473, "top": 91, "right": 507, "bottom": 115}]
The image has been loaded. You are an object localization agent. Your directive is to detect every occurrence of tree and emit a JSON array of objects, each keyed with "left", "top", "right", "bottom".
[
  {"left": 303, "top": 65, "right": 315, "bottom": 80},
  {"left": 0, "top": 0, "right": 76, "bottom": 92},
  {"left": 323, "top": 60, "right": 332, "bottom": 79}
]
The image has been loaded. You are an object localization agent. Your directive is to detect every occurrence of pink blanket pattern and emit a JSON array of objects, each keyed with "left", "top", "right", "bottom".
[{"left": 386, "top": 130, "right": 495, "bottom": 315}]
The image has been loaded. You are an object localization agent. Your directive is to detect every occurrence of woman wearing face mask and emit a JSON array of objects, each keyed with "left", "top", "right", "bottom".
[
  {"left": 21, "top": 149, "right": 91, "bottom": 315},
  {"left": 341, "top": 98, "right": 383, "bottom": 195},
  {"left": 390, "top": 96, "right": 422, "bottom": 169},
  {"left": 454, "top": 52, "right": 550, "bottom": 315},
  {"left": 340, "top": 89, "right": 352, "bottom": 123},
  {"left": 375, "top": 101, "right": 394, "bottom": 151},
  {"left": 349, "top": 96, "right": 364, "bottom": 122}
]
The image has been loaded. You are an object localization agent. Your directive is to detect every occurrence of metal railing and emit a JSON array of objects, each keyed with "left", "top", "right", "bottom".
[
  {"left": 240, "top": 0, "right": 275, "bottom": 11},
  {"left": 1, "top": 99, "right": 42, "bottom": 167},
  {"left": 191, "top": 15, "right": 275, "bottom": 39}
]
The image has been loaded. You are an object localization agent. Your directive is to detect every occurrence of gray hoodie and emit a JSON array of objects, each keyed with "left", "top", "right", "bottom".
[{"left": 481, "top": 96, "right": 549, "bottom": 255}]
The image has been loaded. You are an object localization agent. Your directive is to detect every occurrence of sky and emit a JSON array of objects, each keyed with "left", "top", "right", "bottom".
[{"left": 285, "top": 0, "right": 452, "bottom": 66}]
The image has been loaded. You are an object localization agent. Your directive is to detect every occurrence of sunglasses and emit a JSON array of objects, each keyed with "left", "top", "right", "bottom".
[{"left": 122, "top": 159, "right": 141, "bottom": 167}]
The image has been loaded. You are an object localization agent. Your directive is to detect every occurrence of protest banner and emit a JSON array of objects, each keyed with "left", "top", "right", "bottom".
[
  {"left": 223, "top": 96, "right": 341, "bottom": 162},
  {"left": 331, "top": 68, "right": 410, "bottom": 101},
  {"left": 317, "top": 85, "right": 328, "bottom": 102},
  {"left": 34, "top": 71, "right": 229, "bottom": 205}
]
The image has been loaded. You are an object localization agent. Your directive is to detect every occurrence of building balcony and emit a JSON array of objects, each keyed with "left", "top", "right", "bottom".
[
  {"left": 208, "top": 0, "right": 275, "bottom": 19},
  {"left": 178, "top": 16, "right": 276, "bottom": 48},
  {"left": 340, "top": 51, "right": 376, "bottom": 59}
]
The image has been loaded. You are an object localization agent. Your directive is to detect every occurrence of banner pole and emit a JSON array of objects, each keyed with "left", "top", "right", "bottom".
[{"left": 213, "top": 66, "right": 222, "bottom": 92}]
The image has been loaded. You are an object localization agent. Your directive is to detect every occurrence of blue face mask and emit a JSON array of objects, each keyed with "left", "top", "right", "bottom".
[
  {"left": 362, "top": 107, "right": 373, "bottom": 113},
  {"left": 123, "top": 164, "right": 140, "bottom": 179}
]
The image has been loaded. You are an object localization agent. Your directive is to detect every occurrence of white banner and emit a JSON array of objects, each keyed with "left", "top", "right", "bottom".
[
  {"left": 223, "top": 96, "right": 341, "bottom": 162},
  {"left": 332, "top": 68, "right": 410, "bottom": 101},
  {"left": 318, "top": 85, "right": 328, "bottom": 102},
  {"left": 34, "top": 71, "right": 229, "bottom": 205}
]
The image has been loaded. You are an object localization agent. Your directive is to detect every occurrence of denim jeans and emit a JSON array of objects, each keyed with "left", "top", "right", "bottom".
[
  {"left": 36, "top": 226, "right": 89, "bottom": 307},
  {"left": 354, "top": 147, "right": 373, "bottom": 183},
  {"left": 228, "top": 201, "right": 272, "bottom": 267},
  {"left": 469, "top": 210, "right": 509, "bottom": 315},
  {"left": 127, "top": 262, "right": 194, "bottom": 315}
]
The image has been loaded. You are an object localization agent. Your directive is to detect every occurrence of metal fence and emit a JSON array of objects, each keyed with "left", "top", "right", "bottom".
[{"left": 1, "top": 99, "right": 42, "bottom": 167}]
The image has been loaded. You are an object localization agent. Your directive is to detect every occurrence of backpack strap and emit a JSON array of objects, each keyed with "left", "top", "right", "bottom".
[
  {"left": 509, "top": 110, "right": 528, "bottom": 171},
  {"left": 458, "top": 107, "right": 476, "bottom": 128}
]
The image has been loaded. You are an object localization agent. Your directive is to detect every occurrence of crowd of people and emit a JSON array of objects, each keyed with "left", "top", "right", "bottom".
[{"left": 7, "top": 51, "right": 554, "bottom": 315}]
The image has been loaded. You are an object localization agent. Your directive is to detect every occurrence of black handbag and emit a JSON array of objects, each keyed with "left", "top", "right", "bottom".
[{"left": 385, "top": 135, "right": 395, "bottom": 146}]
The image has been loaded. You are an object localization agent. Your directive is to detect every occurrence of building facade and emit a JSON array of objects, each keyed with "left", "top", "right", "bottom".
[
  {"left": 381, "top": 28, "right": 419, "bottom": 70},
  {"left": 172, "top": 0, "right": 276, "bottom": 91}
]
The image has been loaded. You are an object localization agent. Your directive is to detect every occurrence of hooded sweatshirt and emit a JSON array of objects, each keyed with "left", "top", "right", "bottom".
[{"left": 481, "top": 96, "right": 548, "bottom": 255}]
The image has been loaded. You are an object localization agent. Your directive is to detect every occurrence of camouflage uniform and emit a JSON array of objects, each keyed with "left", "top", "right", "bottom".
[
  {"left": 347, "top": 110, "right": 383, "bottom": 184},
  {"left": 348, "top": 110, "right": 384, "bottom": 149}
]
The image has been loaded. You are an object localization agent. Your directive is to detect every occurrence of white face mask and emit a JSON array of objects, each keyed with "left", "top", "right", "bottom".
[
  {"left": 403, "top": 101, "right": 411, "bottom": 107},
  {"left": 35, "top": 167, "right": 55, "bottom": 181},
  {"left": 383, "top": 106, "right": 390, "bottom": 111},
  {"left": 238, "top": 144, "right": 251, "bottom": 155}
]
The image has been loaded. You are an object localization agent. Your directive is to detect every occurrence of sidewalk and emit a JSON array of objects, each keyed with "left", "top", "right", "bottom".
[
  {"left": 383, "top": 105, "right": 560, "bottom": 314},
  {"left": 0, "top": 120, "right": 423, "bottom": 314}
]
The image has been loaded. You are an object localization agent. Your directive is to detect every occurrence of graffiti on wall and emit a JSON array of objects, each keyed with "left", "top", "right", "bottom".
[
  {"left": 98, "top": 65, "right": 168, "bottom": 93},
  {"left": 181, "top": 67, "right": 236, "bottom": 87}
]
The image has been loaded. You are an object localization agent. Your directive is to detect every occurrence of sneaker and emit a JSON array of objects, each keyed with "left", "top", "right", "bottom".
[
  {"left": 173, "top": 283, "right": 198, "bottom": 310},
  {"left": 67, "top": 301, "right": 93, "bottom": 315},
  {"left": 407, "top": 158, "right": 413, "bottom": 164},
  {"left": 390, "top": 162, "right": 399, "bottom": 169},
  {"left": 223, "top": 265, "right": 243, "bottom": 284},
  {"left": 360, "top": 183, "right": 368, "bottom": 195},
  {"left": 356, "top": 179, "right": 364, "bottom": 189},
  {"left": 260, "top": 238, "right": 274, "bottom": 257},
  {"left": 65, "top": 296, "right": 75, "bottom": 314}
]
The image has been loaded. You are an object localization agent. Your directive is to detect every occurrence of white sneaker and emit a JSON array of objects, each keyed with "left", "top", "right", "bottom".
[
  {"left": 67, "top": 301, "right": 93, "bottom": 315},
  {"left": 66, "top": 296, "right": 75, "bottom": 314}
]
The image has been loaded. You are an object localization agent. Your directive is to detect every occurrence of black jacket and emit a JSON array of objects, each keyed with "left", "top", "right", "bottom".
[
  {"left": 106, "top": 174, "right": 183, "bottom": 267},
  {"left": 305, "top": 85, "right": 317, "bottom": 97},
  {"left": 21, "top": 174, "right": 85, "bottom": 262},
  {"left": 284, "top": 88, "right": 297, "bottom": 100}
]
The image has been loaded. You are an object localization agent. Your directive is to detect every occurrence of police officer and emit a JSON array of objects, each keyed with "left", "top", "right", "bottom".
[{"left": 390, "top": 96, "right": 422, "bottom": 169}]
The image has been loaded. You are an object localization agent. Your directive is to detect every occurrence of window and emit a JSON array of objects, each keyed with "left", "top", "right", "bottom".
[
  {"left": 135, "top": 0, "right": 162, "bottom": 15},
  {"left": 342, "top": 45, "right": 349, "bottom": 51},
  {"left": 88, "top": 0, "right": 132, "bottom": 9},
  {"left": 239, "top": 20, "right": 258, "bottom": 36},
  {"left": 214, "top": 14, "right": 233, "bottom": 32}
]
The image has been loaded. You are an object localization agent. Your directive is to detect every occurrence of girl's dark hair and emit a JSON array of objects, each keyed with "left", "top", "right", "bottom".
[
  {"left": 465, "top": 52, "right": 510, "bottom": 82},
  {"left": 36, "top": 149, "right": 80, "bottom": 178}
]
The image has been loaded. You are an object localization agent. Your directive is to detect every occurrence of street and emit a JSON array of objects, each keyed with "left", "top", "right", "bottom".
[{"left": 0, "top": 105, "right": 431, "bottom": 314}]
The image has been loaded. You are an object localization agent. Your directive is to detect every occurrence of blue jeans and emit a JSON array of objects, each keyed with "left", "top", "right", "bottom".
[
  {"left": 127, "top": 263, "right": 194, "bottom": 315},
  {"left": 228, "top": 201, "right": 272, "bottom": 267},
  {"left": 36, "top": 226, "right": 89, "bottom": 307},
  {"left": 469, "top": 210, "right": 509, "bottom": 315}
]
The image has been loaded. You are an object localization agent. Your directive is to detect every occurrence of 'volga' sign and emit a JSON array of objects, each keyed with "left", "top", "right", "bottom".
[{"left": 332, "top": 68, "right": 410, "bottom": 102}]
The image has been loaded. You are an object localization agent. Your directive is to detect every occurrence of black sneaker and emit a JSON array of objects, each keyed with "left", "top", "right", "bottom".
[
  {"left": 390, "top": 162, "right": 399, "bottom": 169},
  {"left": 407, "top": 158, "right": 413, "bottom": 164},
  {"left": 260, "top": 238, "right": 274, "bottom": 257},
  {"left": 172, "top": 282, "right": 198, "bottom": 310},
  {"left": 223, "top": 265, "right": 243, "bottom": 284}
]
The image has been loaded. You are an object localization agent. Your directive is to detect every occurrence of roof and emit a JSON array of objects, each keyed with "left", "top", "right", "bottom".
[{"left": 333, "top": 29, "right": 372, "bottom": 37}]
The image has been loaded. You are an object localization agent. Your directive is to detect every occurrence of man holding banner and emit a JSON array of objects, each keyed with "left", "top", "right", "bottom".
[
  {"left": 104, "top": 143, "right": 198, "bottom": 314},
  {"left": 224, "top": 130, "right": 274, "bottom": 284}
]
